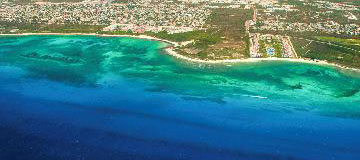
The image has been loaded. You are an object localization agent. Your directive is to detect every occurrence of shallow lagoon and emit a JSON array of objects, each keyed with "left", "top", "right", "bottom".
[{"left": 0, "top": 35, "right": 360, "bottom": 160}]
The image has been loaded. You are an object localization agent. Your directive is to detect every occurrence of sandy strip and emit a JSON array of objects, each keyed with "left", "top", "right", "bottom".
[
  {"left": 165, "top": 48, "right": 360, "bottom": 72},
  {"left": 1, "top": 33, "right": 359, "bottom": 72}
]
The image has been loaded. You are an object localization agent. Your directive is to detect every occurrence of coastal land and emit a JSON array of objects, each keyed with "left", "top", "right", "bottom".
[
  {"left": 2, "top": 32, "right": 359, "bottom": 72},
  {"left": 1, "top": 0, "right": 359, "bottom": 71}
]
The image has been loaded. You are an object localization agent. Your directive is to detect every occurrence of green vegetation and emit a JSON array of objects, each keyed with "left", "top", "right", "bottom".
[
  {"left": 292, "top": 36, "right": 360, "bottom": 68},
  {"left": 41, "top": 24, "right": 106, "bottom": 33},
  {"left": 316, "top": 36, "right": 360, "bottom": 47},
  {"left": 273, "top": 42, "right": 283, "bottom": 58},
  {"left": 146, "top": 30, "right": 221, "bottom": 48},
  {"left": 98, "top": 30, "right": 134, "bottom": 36},
  {"left": 111, "top": 0, "right": 131, "bottom": 4},
  {"left": 174, "top": 8, "right": 253, "bottom": 60},
  {"left": 0, "top": 23, "right": 105, "bottom": 33},
  {"left": 208, "top": 8, "right": 252, "bottom": 39},
  {"left": 258, "top": 40, "right": 268, "bottom": 57}
]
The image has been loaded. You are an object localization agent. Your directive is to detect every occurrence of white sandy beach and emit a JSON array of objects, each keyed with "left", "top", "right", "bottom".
[{"left": 165, "top": 48, "right": 360, "bottom": 72}]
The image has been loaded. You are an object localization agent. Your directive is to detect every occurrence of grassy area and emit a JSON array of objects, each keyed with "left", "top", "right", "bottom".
[
  {"left": 273, "top": 41, "right": 283, "bottom": 58},
  {"left": 208, "top": 8, "right": 252, "bottom": 40},
  {"left": 292, "top": 36, "right": 360, "bottom": 68},
  {"left": 174, "top": 8, "right": 253, "bottom": 60},
  {"left": 111, "top": 0, "right": 131, "bottom": 4},
  {"left": 258, "top": 40, "right": 268, "bottom": 58},
  {"left": 41, "top": 24, "right": 106, "bottom": 33},
  {"left": 316, "top": 36, "right": 360, "bottom": 47},
  {"left": 0, "top": 23, "right": 105, "bottom": 33}
]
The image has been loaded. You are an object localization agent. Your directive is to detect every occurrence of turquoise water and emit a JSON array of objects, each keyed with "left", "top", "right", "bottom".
[{"left": 0, "top": 35, "right": 360, "bottom": 160}]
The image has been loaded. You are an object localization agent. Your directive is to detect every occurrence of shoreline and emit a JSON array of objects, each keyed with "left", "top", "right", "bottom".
[
  {"left": 1, "top": 33, "right": 359, "bottom": 72},
  {"left": 165, "top": 48, "right": 360, "bottom": 72},
  {"left": 0, "top": 32, "right": 180, "bottom": 46},
  {"left": 168, "top": 47, "right": 360, "bottom": 72}
]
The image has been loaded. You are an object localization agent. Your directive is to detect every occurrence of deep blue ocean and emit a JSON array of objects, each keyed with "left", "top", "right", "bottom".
[{"left": 0, "top": 35, "right": 360, "bottom": 160}]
